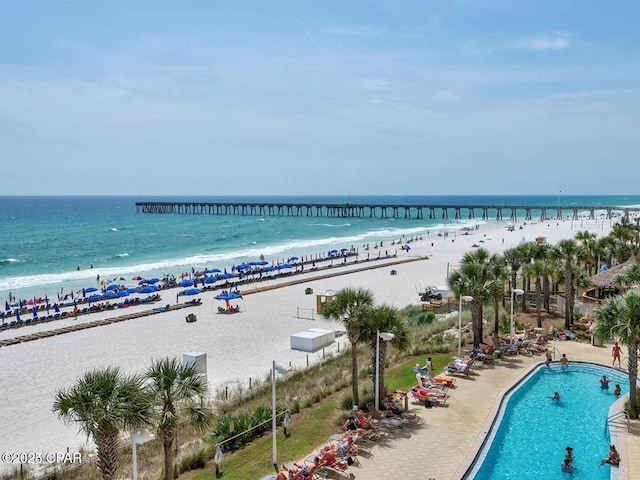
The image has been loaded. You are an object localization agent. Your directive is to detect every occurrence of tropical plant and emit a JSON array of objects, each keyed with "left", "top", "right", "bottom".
[
  {"left": 53, "top": 367, "right": 152, "bottom": 480},
  {"left": 553, "top": 239, "right": 580, "bottom": 329},
  {"left": 361, "top": 304, "right": 410, "bottom": 406},
  {"left": 144, "top": 357, "right": 212, "bottom": 480},
  {"left": 593, "top": 289, "right": 640, "bottom": 417},
  {"left": 523, "top": 260, "right": 545, "bottom": 328},
  {"left": 448, "top": 248, "right": 496, "bottom": 348},
  {"left": 320, "top": 287, "right": 374, "bottom": 406},
  {"left": 488, "top": 254, "right": 507, "bottom": 338}
]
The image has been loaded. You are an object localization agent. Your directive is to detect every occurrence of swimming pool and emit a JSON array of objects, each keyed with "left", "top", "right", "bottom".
[{"left": 465, "top": 362, "right": 628, "bottom": 480}]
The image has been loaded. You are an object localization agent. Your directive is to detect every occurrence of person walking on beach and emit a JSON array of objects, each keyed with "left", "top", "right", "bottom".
[{"left": 612, "top": 341, "right": 622, "bottom": 367}]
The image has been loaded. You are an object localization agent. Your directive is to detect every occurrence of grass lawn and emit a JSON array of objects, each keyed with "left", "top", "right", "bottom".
[
  {"left": 184, "top": 353, "right": 453, "bottom": 479},
  {"left": 185, "top": 401, "right": 339, "bottom": 480}
]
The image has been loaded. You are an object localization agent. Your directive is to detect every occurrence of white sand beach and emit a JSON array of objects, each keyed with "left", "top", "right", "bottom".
[{"left": 0, "top": 216, "right": 616, "bottom": 466}]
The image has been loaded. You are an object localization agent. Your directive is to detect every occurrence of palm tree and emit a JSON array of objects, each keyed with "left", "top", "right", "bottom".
[
  {"left": 448, "top": 248, "right": 496, "bottom": 348},
  {"left": 320, "top": 287, "right": 374, "bottom": 406},
  {"left": 554, "top": 239, "right": 580, "bottom": 329},
  {"left": 523, "top": 260, "right": 545, "bottom": 328},
  {"left": 488, "top": 254, "right": 508, "bottom": 338},
  {"left": 53, "top": 367, "right": 152, "bottom": 480},
  {"left": 593, "top": 290, "right": 640, "bottom": 417},
  {"left": 145, "top": 357, "right": 213, "bottom": 480},
  {"left": 361, "top": 305, "right": 410, "bottom": 406}
]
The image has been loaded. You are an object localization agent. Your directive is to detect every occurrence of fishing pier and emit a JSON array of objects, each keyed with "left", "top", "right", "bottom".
[{"left": 135, "top": 201, "right": 636, "bottom": 222}]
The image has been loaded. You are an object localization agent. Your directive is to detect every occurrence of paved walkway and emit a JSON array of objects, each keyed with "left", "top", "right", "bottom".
[{"left": 325, "top": 340, "right": 638, "bottom": 480}]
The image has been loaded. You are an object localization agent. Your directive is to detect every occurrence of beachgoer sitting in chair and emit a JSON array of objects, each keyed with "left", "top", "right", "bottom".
[
  {"left": 355, "top": 409, "right": 376, "bottom": 432},
  {"left": 343, "top": 415, "right": 366, "bottom": 436},
  {"left": 319, "top": 445, "right": 348, "bottom": 470}
]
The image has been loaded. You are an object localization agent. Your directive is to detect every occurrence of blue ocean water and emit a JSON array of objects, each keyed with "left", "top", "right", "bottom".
[{"left": 1, "top": 195, "right": 639, "bottom": 303}]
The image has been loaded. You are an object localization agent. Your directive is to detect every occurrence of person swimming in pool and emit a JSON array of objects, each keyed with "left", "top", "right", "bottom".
[
  {"left": 550, "top": 391, "right": 561, "bottom": 401},
  {"left": 562, "top": 446, "right": 575, "bottom": 472},
  {"left": 600, "top": 375, "right": 610, "bottom": 389}
]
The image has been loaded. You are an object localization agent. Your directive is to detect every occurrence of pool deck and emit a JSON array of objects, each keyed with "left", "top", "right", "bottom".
[{"left": 326, "top": 340, "right": 639, "bottom": 480}]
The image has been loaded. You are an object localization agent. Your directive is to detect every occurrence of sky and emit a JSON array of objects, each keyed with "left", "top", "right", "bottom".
[{"left": 1, "top": 0, "right": 639, "bottom": 196}]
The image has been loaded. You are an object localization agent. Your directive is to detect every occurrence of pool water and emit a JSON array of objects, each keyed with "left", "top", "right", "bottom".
[{"left": 468, "top": 363, "right": 627, "bottom": 480}]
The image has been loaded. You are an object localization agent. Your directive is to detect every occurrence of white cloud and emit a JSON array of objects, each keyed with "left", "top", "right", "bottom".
[
  {"left": 515, "top": 36, "right": 569, "bottom": 51},
  {"left": 361, "top": 79, "right": 389, "bottom": 91}
]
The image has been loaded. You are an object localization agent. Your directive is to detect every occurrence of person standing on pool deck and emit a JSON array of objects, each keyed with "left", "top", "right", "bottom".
[
  {"left": 545, "top": 349, "right": 553, "bottom": 368},
  {"left": 612, "top": 341, "right": 622, "bottom": 367},
  {"left": 560, "top": 353, "right": 569, "bottom": 369}
]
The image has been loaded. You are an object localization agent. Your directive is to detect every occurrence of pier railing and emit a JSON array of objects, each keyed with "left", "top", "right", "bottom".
[{"left": 136, "top": 201, "right": 638, "bottom": 222}]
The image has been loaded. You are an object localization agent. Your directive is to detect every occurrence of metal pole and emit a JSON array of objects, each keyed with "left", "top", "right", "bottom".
[
  {"left": 510, "top": 288, "right": 515, "bottom": 345},
  {"left": 132, "top": 438, "right": 138, "bottom": 480},
  {"left": 375, "top": 330, "right": 380, "bottom": 410},
  {"left": 458, "top": 294, "right": 462, "bottom": 357},
  {"left": 272, "top": 360, "right": 277, "bottom": 470}
]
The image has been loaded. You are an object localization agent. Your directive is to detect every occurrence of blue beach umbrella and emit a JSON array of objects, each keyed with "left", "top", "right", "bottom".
[
  {"left": 102, "top": 291, "right": 118, "bottom": 299},
  {"left": 105, "top": 284, "right": 120, "bottom": 291},
  {"left": 204, "top": 268, "right": 221, "bottom": 274},
  {"left": 113, "top": 276, "right": 127, "bottom": 282},
  {"left": 236, "top": 264, "right": 251, "bottom": 270},
  {"left": 180, "top": 280, "right": 195, "bottom": 287},
  {"left": 257, "top": 260, "right": 269, "bottom": 265},
  {"left": 204, "top": 276, "right": 217, "bottom": 284},
  {"left": 139, "top": 286, "right": 156, "bottom": 294},
  {"left": 116, "top": 290, "right": 130, "bottom": 298},
  {"left": 184, "top": 288, "right": 202, "bottom": 296},
  {"left": 217, "top": 273, "right": 234, "bottom": 279},
  {"left": 127, "top": 287, "right": 139, "bottom": 294},
  {"left": 147, "top": 278, "right": 160, "bottom": 284},
  {"left": 214, "top": 292, "right": 242, "bottom": 301},
  {"left": 84, "top": 287, "right": 98, "bottom": 293},
  {"left": 88, "top": 294, "right": 103, "bottom": 302},
  {"left": 288, "top": 256, "right": 299, "bottom": 262}
]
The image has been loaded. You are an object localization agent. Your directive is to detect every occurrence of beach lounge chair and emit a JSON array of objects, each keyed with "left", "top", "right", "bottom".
[
  {"left": 366, "top": 402, "right": 403, "bottom": 431},
  {"left": 445, "top": 358, "right": 472, "bottom": 376},
  {"left": 410, "top": 387, "right": 448, "bottom": 406}
]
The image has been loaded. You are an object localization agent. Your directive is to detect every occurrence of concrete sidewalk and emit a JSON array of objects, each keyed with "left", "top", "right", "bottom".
[{"left": 330, "top": 340, "right": 638, "bottom": 480}]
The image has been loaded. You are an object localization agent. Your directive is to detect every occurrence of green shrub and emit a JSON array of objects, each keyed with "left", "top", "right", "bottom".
[{"left": 177, "top": 446, "right": 207, "bottom": 473}]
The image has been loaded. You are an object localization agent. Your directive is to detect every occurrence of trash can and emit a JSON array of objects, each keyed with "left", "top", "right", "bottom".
[{"left": 591, "top": 334, "right": 603, "bottom": 347}]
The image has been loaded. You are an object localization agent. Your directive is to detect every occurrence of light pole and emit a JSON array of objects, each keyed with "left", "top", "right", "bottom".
[
  {"left": 131, "top": 430, "right": 154, "bottom": 480},
  {"left": 510, "top": 288, "right": 525, "bottom": 344},
  {"left": 271, "top": 361, "right": 290, "bottom": 471},
  {"left": 458, "top": 295, "right": 473, "bottom": 357},
  {"left": 375, "top": 330, "right": 395, "bottom": 410}
]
